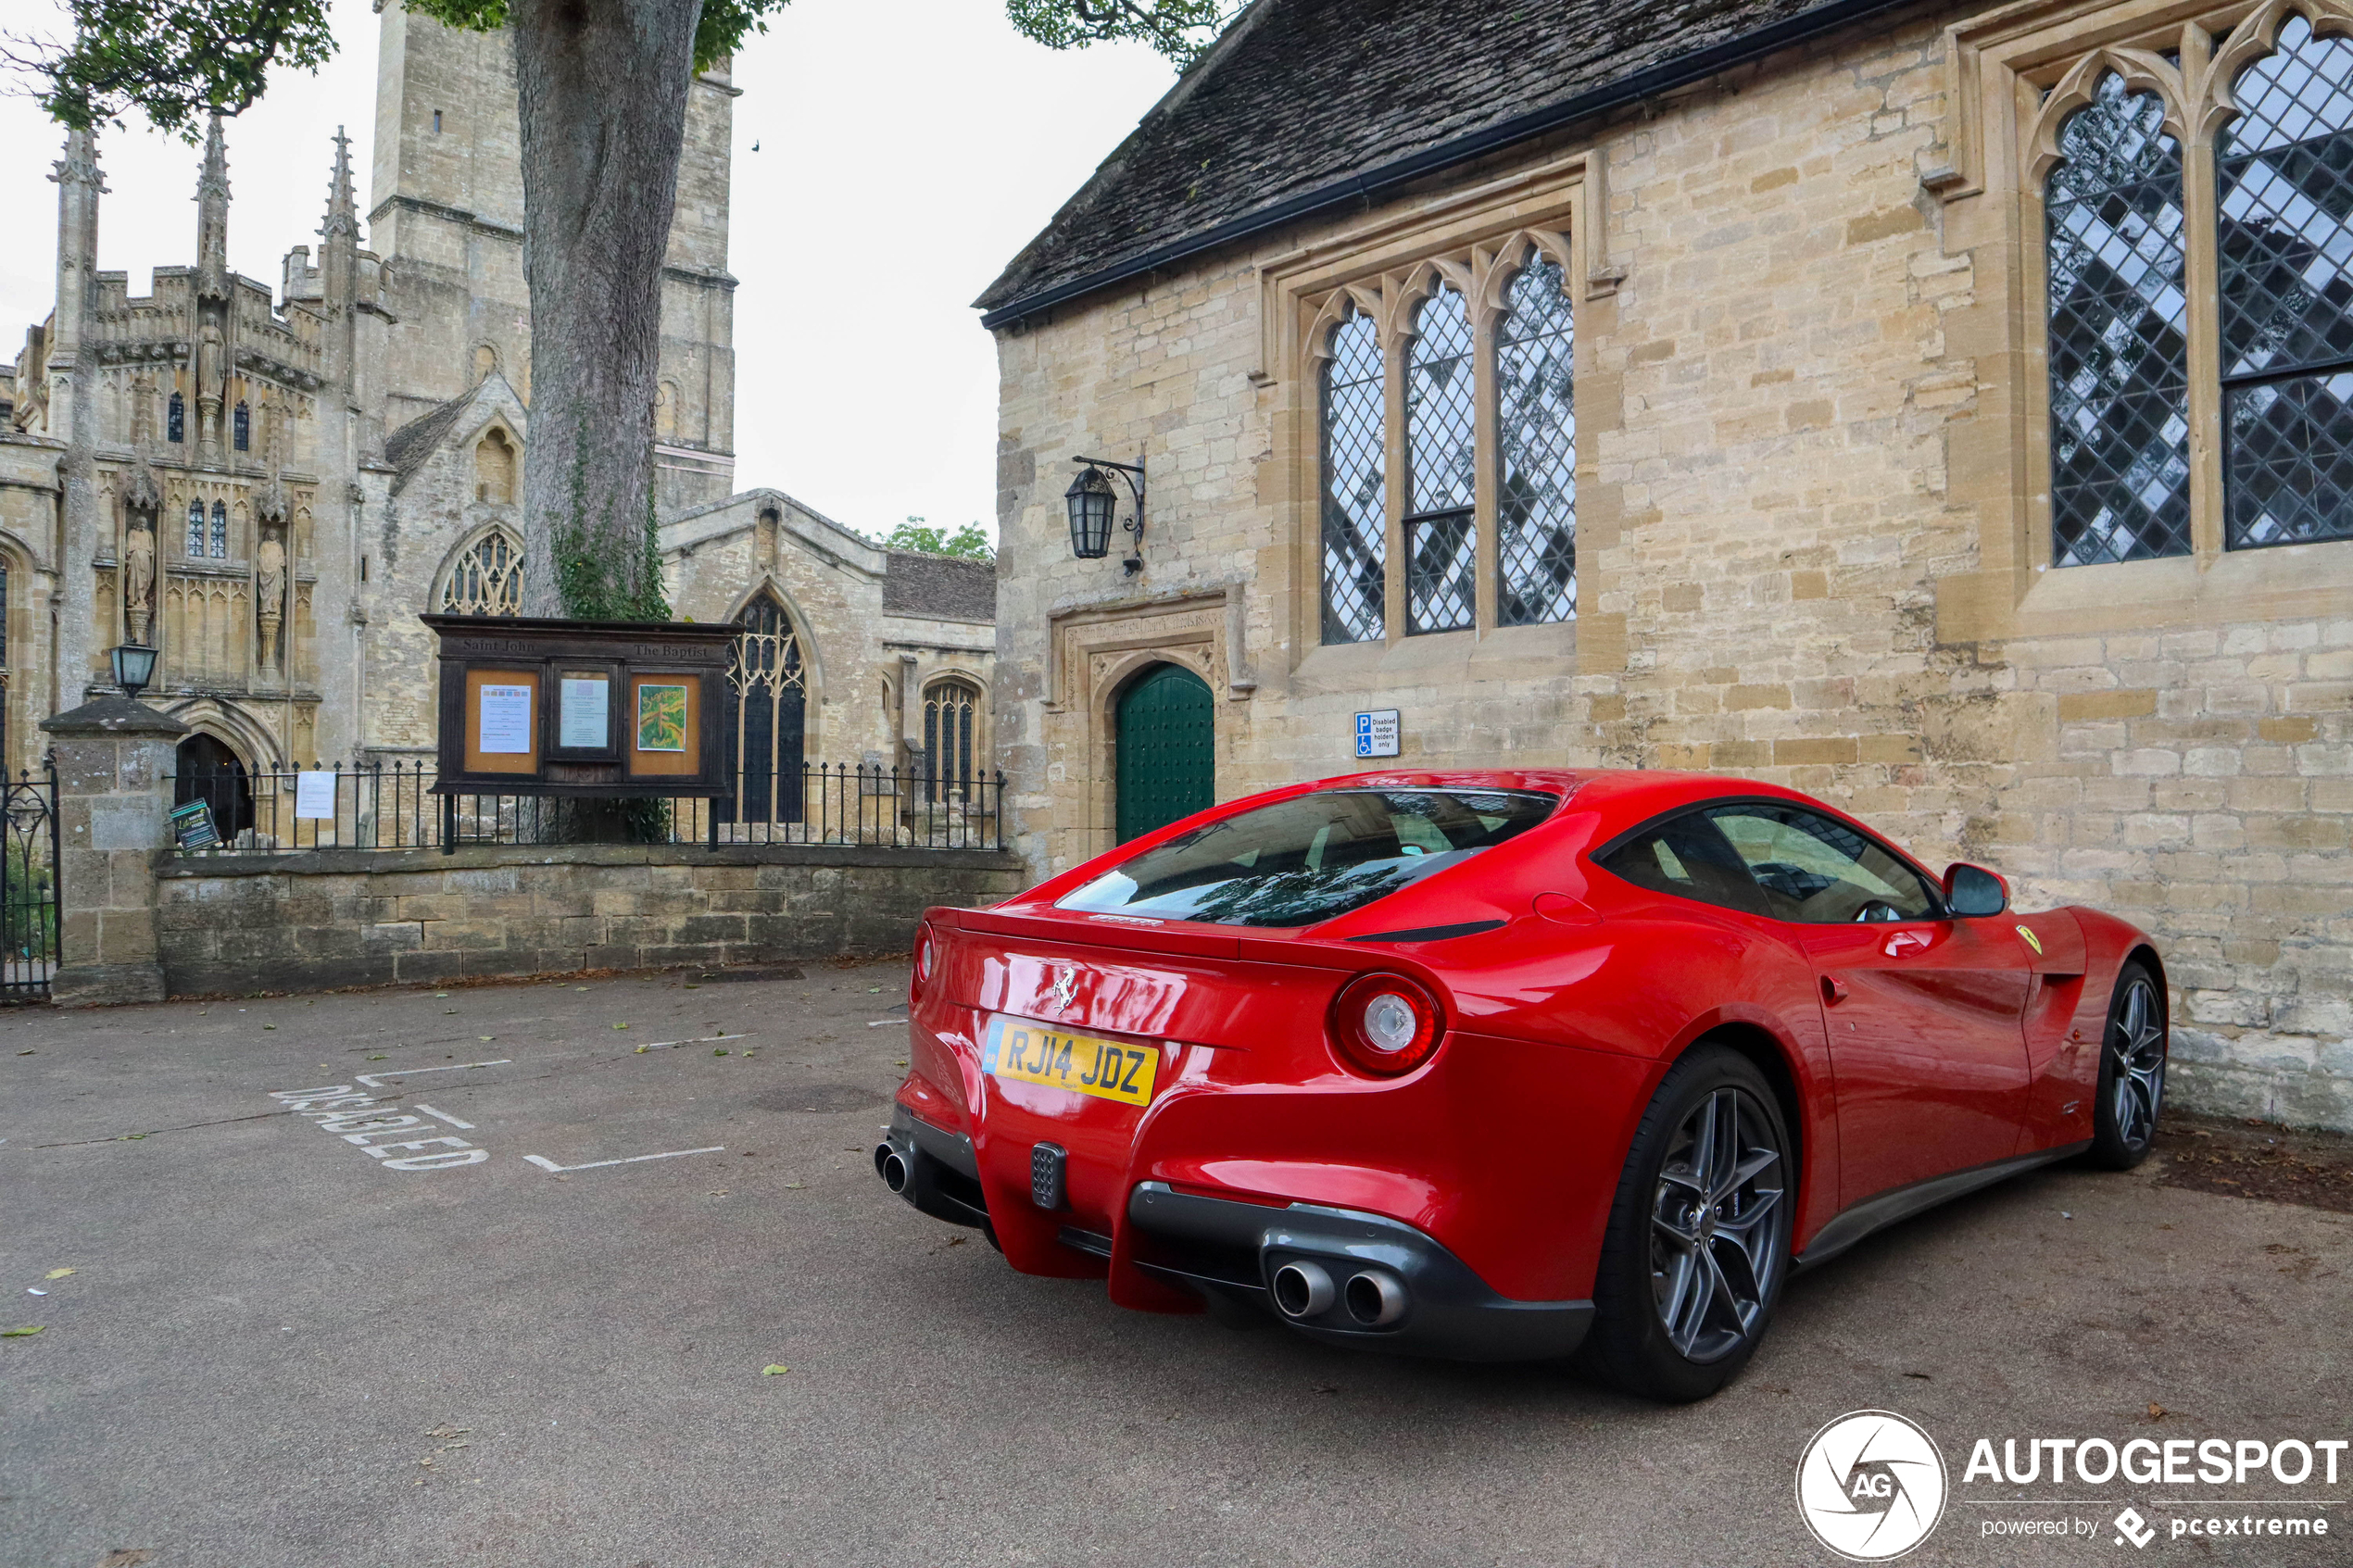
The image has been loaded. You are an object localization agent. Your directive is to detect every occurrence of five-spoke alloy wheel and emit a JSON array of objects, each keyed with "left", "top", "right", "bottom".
[
  {"left": 2091, "top": 961, "right": 2168, "bottom": 1169},
  {"left": 1579, "top": 1045, "right": 1793, "bottom": 1402}
]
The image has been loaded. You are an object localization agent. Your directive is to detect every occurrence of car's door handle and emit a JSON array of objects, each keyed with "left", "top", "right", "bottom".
[{"left": 1820, "top": 976, "right": 1848, "bottom": 1005}]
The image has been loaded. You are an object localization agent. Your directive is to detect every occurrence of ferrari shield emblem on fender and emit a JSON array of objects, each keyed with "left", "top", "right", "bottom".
[{"left": 2016, "top": 925, "right": 2045, "bottom": 956}]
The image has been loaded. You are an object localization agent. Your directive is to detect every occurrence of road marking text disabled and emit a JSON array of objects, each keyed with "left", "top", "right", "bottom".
[{"left": 268, "top": 1085, "right": 487, "bottom": 1170}]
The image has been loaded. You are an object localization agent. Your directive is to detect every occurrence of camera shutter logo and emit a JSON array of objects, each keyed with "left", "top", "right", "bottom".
[{"left": 1795, "top": 1410, "right": 1948, "bottom": 1561}]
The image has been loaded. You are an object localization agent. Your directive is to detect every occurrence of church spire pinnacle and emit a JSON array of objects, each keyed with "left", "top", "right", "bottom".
[
  {"left": 321, "top": 125, "right": 357, "bottom": 246},
  {"left": 195, "top": 109, "right": 230, "bottom": 300}
]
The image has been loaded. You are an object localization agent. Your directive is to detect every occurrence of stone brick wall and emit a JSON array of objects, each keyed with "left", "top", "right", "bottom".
[
  {"left": 154, "top": 842, "right": 1025, "bottom": 997},
  {"left": 988, "top": 6, "right": 2353, "bottom": 1128}
]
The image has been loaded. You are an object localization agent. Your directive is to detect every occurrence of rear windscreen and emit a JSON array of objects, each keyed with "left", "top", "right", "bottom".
[{"left": 1055, "top": 789, "right": 1559, "bottom": 928}]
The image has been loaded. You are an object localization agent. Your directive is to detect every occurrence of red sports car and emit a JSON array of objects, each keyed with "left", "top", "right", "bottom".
[{"left": 877, "top": 770, "right": 2168, "bottom": 1400}]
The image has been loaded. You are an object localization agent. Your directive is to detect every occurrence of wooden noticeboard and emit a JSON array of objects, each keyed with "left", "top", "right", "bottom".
[{"left": 425, "top": 615, "right": 738, "bottom": 797}]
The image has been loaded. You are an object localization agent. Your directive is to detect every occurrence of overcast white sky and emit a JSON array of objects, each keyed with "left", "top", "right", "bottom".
[{"left": 0, "top": 0, "right": 1177, "bottom": 543}]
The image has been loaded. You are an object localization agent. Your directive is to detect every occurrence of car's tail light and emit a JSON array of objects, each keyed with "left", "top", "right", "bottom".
[
  {"left": 912, "top": 923, "right": 937, "bottom": 1004},
  {"left": 1329, "top": 972, "right": 1444, "bottom": 1076}
]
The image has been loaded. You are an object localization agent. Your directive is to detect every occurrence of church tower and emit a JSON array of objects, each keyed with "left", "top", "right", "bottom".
[{"left": 366, "top": 9, "right": 739, "bottom": 508}]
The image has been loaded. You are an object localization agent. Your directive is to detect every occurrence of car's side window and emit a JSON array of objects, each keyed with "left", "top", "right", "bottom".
[
  {"left": 1705, "top": 805, "right": 1941, "bottom": 924},
  {"left": 1595, "top": 813, "right": 1768, "bottom": 916}
]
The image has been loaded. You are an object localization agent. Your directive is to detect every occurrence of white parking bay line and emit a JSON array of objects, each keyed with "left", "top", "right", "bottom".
[
  {"left": 522, "top": 1147, "right": 725, "bottom": 1174},
  {"left": 356, "top": 1060, "right": 512, "bottom": 1088},
  {"left": 629, "top": 1033, "right": 754, "bottom": 1051},
  {"left": 413, "top": 1104, "right": 475, "bottom": 1129}
]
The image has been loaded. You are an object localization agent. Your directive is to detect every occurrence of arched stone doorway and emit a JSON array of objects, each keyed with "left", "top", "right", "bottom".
[
  {"left": 174, "top": 733, "right": 252, "bottom": 836},
  {"left": 1114, "top": 662, "right": 1213, "bottom": 842}
]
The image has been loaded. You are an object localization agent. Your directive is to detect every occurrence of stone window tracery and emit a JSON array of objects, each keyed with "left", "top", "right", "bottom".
[
  {"left": 233, "top": 400, "right": 249, "bottom": 453},
  {"left": 1311, "top": 232, "right": 1578, "bottom": 644},
  {"left": 438, "top": 528, "right": 522, "bottom": 616},
  {"left": 924, "top": 677, "right": 981, "bottom": 800},
  {"left": 209, "top": 501, "right": 228, "bottom": 559},
  {"left": 2033, "top": 2, "right": 2353, "bottom": 566},
  {"left": 475, "top": 427, "right": 517, "bottom": 505},
  {"left": 184, "top": 500, "right": 204, "bottom": 558},
  {"left": 725, "top": 592, "right": 806, "bottom": 824}
]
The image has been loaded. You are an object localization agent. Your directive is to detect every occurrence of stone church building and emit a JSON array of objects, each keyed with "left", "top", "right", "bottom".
[
  {"left": 1, "top": 9, "right": 994, "bottom": 809},
  {"left": 980, "top": 0, "right": 2353, "bottom": 1125}
]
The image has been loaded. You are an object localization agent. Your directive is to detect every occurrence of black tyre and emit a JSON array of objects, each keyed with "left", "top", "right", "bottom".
[
  {"left": 2088, "top": 961, "right": 2167, "bottom": 1170},
  {"left": 1576, "top": 1043, "right": 1793, "bottom": 1402}
]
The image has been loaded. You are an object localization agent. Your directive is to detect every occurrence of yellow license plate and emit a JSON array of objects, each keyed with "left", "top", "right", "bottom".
[{"left": 984, "top": 1016, "right": 1158, "bottom": 1107}]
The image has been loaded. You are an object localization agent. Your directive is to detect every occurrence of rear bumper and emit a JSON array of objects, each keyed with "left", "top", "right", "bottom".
[
  {"left": 1125, "top": 1183, "right": 1592, "bottom": 1363},
  {"left": 878, "top": 1106, "right": 993, "bottom": 1236}
]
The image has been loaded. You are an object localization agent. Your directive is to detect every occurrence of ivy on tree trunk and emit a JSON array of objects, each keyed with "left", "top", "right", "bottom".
[{"left": 510, "top": 0, "right": 696, "bottom": 623}]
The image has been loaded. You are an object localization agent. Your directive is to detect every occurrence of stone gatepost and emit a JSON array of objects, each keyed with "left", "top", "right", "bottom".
[{"left": 41, "top": 696, "right": 188, "bottom": 1006}]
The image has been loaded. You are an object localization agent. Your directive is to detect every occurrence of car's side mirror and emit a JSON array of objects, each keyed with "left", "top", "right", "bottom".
[{"left": 1944, "top": 862, "right": 2009, "bottom": 918}]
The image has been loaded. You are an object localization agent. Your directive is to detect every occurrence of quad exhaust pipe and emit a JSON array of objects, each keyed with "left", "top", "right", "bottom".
[{"left": 1272, "top": 1260, "right": 1407, "bottom": 1327}]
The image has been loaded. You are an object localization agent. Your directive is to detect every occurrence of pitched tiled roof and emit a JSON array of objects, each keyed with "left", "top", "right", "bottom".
[
  {"left": 976, "top": 0, "right": 1919, "bottom": 324},
  {"left": 384, "top": 390, "right": 473, "bottom": 494},
  {"left": 883, "top": 551, "right": 997, "bottom": 624}
]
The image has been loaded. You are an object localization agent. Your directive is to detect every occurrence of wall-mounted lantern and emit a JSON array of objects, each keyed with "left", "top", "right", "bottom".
[
  {"left": 109, "top": 642, "right": 159, "bottom": 700},
  {"left": 1064, "top": 455, "right": 1146, "bottom": 573}
]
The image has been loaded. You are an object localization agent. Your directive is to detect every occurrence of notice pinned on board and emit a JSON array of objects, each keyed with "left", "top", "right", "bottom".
[
  {"left": 479, "top": 683, "right": 533, "bottom": 754},
  {"left": 294, "top": 771, "right": 336, "bottom": 820},
  {"left": 560, "top": 676, "right": 609, "bottom": 749}
]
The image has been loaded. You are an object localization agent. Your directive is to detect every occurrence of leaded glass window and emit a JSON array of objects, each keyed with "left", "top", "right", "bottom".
[
  {"left": 1405, "top": 286, "right": 1476, "bottom": 633},
  {"left": 439, "top": 529, "right": 522, "bottom": 616},
  {"left": 2046, "top": 73, "right": 2193, "bottom": 565},
  {"left": 233, "top": 401, "right": 249, "bottom": 452},
  {"left": 184, "top": 501, "right": 204, "bottom": 558},
  {"left": 1319, "top": 312, "right": 1386, "bottom": 644},
  {"left": 208, "top": 501, "right": 228, "bottom": 559},
  {"left": 2220, "top": 15, "right": 2353, "bottom": 547},
  {"left": 167, "top": 393, "right": 184, "bottom": 444},
  {"left": 1497, "top": 254, "right": 1577, "bottom": 624},
  {"left": 725, "top": 593, "right": 807, "bottom": 824},
  {"left": 925, "top": 678, "right": 979, "bottom": 802}
]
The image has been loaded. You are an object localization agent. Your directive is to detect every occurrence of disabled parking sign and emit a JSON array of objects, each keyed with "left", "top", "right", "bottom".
[{"left": 1354, "top": 709, "right": 1401, "bottom": 759}]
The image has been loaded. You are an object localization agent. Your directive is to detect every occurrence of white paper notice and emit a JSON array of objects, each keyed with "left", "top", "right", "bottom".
[
  {"left": 295, "top": 771, "right": 336, "bottom": 820},
  {"left": 479, "top": 684, "right": 533, "bottom": 754},
  {"left": 560, "top": 677, "right": 608, "bottom": 748}
]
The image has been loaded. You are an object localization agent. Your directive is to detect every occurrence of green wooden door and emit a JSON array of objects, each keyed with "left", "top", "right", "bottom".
[{"left": 1114, "top": 663, "right": 1214, "bottom": 842}]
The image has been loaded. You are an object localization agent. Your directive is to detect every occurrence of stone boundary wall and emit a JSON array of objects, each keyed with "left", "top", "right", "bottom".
[{"left": 154, "top": 842, "right": 1027, "bottom": 996}]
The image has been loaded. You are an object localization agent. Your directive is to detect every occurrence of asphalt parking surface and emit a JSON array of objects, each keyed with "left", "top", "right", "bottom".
[{"left": 3, "top": 961, "right": 2347, "bottom": 1568}]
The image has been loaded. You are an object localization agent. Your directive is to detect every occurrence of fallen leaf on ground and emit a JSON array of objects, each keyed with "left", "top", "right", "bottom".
[
  {"left": 784, "top": 1181, "right": 806, "bottom": 1189},
  {"left": 96, "top": 1550, "right": 156, "bottom": 1567},
  {"left": 635, "top": 1045, "right": 648, "bottom": 1053},
  {"left": 761, "top": 1364, "right": 789, "bottom": 1375},
  {"left": 714, "top": 1048, "right": 729, "bottom": 1057},
  {"left": 15, "top": 1048, "right": 31, "bottom": 1055},
  {"left": 2148, "top": 1402, "right": 2168, "bottom": 1421},
  {"left": 425, "top": 1423, "right": 470, "bottom": 1439},
  {"left": 478, "top": 1035, "right": 494, "bottom": 1042},
  {"left": 613, "top": 1022, "right": 629, "bottom": 1030},
  {"left": 2, "top": 1325, "right": 44, "bottom": 1337},
  {"left": 44, "top": 1269, "right": 72, "bottom": 1280},
  {"left": 263, "top": 1024, "right": 276, "bottom": 1030}
]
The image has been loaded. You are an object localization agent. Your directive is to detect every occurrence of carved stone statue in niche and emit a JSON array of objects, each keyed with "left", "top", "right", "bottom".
[
  {"left": 123, "top": 460, "right": 161, "bottom": 645},
  {"left": 256, "top": 530, "right": 287, "bottom": 671},
  {"left": 195, "top": 320, "right": 224, "bottom": 449}
]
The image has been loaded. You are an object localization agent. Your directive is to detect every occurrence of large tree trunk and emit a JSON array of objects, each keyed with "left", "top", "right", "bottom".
[{"left": 510, "top": 0, "right": 700, "bottom": 621}]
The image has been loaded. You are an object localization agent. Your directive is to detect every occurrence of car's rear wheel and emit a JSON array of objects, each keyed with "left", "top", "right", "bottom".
[
  {"left": 1577, "top": 1044, "right": 1792, "bottom": 1402},
  {"left": 2088, "top": 962, "right": 2167, "bottom": 1170}
]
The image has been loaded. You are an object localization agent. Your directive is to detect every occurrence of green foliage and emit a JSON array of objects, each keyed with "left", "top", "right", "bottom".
[
  {"left": 11, "top": 0, "right": 337, "bottom": 137},
  {"left": 553, "top": 431, "right": 673, "bottom": 622},
  {"left": 11, "top": 0, "right": 1227, "bottom": 138},
  {"left": 1001, "top": 0, "right": 1240, "bottom": 64},
  {"left": 879, "top": 517, "right": 996, "bottom": 561},
  {"left": 10, "top": 0, "right": 792, "bottom": 135}
]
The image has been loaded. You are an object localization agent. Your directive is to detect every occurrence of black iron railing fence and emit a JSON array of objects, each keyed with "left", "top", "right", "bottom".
[{"left": 168, "top": 759, "right": 1007, "bottom": 854}]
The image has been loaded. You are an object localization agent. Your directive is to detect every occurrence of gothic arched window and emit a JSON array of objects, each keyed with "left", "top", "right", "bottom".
[
  {"left": 724, "top": 593, "right": 807, "bottom": 825},
  {"left": 923, "top": 678, "right": 980, "bottom": 801},
  {"left": 233, "top": 401, "right": 249, "bottom": 452},
  {"left": 2219, "top": 15, "right": 2353, "bottom": 547},
  {"left": 1497, "top": 252, "right": 1578, "bottom": 625},
  {"left": 1404, "top": 284, "right": 1476, "bottom": 633},
  {"left": 209, "top": 501, "right": 228, "bottom": 558},
  {"left": 2046, "top": 73, "right": 2192, "bottom": 566},
  {"left": 167, "top": 393, "right": 184, "bottom": 444},
  {"left": 184, "top": 501, "right": 205, "bottom": 558},
  {"left": 439, "top": 529, "right": 522, "bottom": 616},
  {"left": 1318, "top": 310, "right": 1386, "bottom": 645}
]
